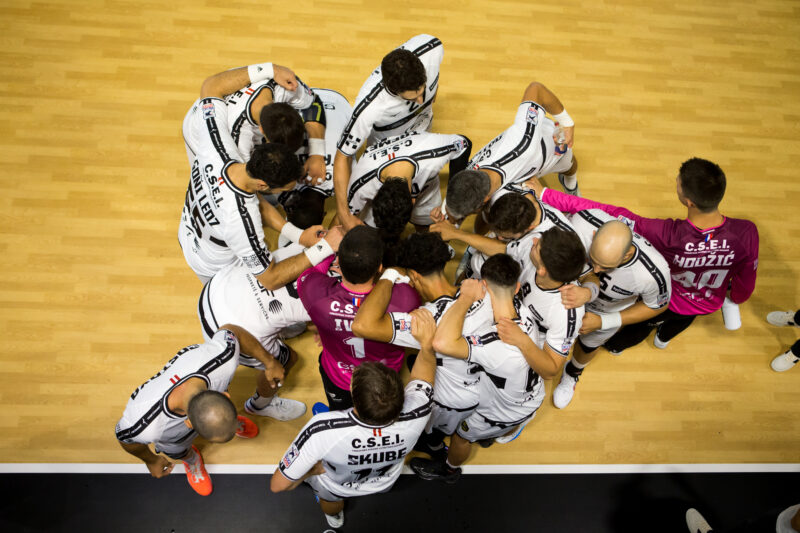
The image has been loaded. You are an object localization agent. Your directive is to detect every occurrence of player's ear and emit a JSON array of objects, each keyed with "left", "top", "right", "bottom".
[
  {"left": 184, "top": 419, "right": 193, "bottom": 429},
  {"left": 222, "top": 391, "right": 231, "bottom": 399},
  {"left": 514, "top": 282, "right": 521, "bottom": 295}
]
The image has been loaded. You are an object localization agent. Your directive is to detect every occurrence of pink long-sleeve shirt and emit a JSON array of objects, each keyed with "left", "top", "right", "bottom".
[{"left": 540, "top": 188, "right": 759, "bottom": 316}]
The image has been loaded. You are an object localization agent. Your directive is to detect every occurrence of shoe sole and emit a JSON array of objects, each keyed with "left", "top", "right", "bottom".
[{"left": 410, "top": 465, "right": 461, "bottom": 484}]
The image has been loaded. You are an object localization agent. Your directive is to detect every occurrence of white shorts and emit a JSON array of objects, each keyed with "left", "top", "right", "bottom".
[
  {"left": 178, "top": 221, "right": 218, "bottom": 282},
  {"left": 579, "top": 325, "right": 622, "bottom": 349},
  {"left": 427, "top": 371, "right": 480, "bottom": 435},
  {"left": 306, "top": 475, "right": 347, "bottom": 502},
  {"left": 456, "top": 386, "right": 544, "bottom": 442},
  {"left": 154, "top": 437, "right": 195, "bottom": 460}
]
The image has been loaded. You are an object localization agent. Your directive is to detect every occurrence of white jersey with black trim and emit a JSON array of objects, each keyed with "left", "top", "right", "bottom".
[
  {"left": 570, "top": 209, "right": 672, "bottom": 314},
  {"left": 179, "top": 98, "right": 272, "bottom": 279},
  {"left": 388, "top": 294, "right": 493, "bottom": 411},
  {"left": 115, "top": 329, "right": 240, "bottom": 449},
  {"left": 224, "top": 77, "right": 316, "bottom": 160},
  {"left": 468, "top": 101, "right": 568, "bottom": 206},
  {"left": 517, "top": 274, "right": 584, "bottom": 358},
  {"left": 464, "top": 305, "right": 545, "bottom": 424},
  {"left": 198, "top": 262, "right": 310, "bottom": 367},
  {"left": 337, "top": 34, "right": 443, "bottom": 156},
  {"left": 278, "top": 379, "right": 433, "bottom": 499},
  {"left": 347, "top": 131, "right": 469, "bottom": 214}
]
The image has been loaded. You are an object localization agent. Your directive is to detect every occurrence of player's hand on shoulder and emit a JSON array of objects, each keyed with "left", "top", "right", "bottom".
[
  {"left": 303, "top": 155, "right": 327, "bottom": 185},
  {"left": 323, "top": 225, "right": 345, "bottom": 251},
  {"left": 430, "top": 219, "right": 459, "bottom": 241},
  {"left": 459, "top": 279, "right": 486, "bottom": 302},
  {"left": 429, "top": 206, "right": 445, "bottom": 224},
  {"left": 496, "top": 317, "right": 527, "bottom": 348},
  {"left": 273, "top": 64, "right": 298, "bottom": 91},
  {"left": 558, "top": 283, "right": 591, "bottom": 309},
  {"left": 579, "top": 312, "right": 601, "bottom": 334},
  {"left": 410, "top": 308, "right": 436, "bottom": 348},
  {"left": 146, "top": 455, "right": 175, "bottom": 479},
  {"left": 522, "top": 176, "right": 545, "bottom": 198}
]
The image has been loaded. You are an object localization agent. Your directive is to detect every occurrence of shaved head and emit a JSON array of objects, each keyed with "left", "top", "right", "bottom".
[{"left": 590, "top": 220, "right": 633, "bottom": 268}]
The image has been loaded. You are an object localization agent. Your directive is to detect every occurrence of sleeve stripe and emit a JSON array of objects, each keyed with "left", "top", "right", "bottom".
[
  {"left": 294, "top": 416, "right": 358, "bottom": 451},
  {"left": 245, "top": 83, "right": 274, "bottom": 125},
  {"left": 201, "top": 98, "right": 233, "bottom": 164},
  {"left": 636, "top": 251, "right": 670, "bottom": 301},
  {"left": 565, "top": 307, "right": 577, "bottom": 340},
  {"left": 397, "top": 400, "right": 433, "bottom": 421},
  {"left": 234, "top": 195, "right": 271, "bottom": 270},
  {"left": 337, "top": 82, "right": 384, "bottom": 151}
]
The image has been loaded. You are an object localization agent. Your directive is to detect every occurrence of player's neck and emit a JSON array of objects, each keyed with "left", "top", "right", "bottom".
[
  {"left": 483, "top": 168, "right": 503, "bottom": 195},
  {"left": 227, "top": 164, "right": 259, "bottom": 194},
  {"left": 535, "top": 272, "right": 563, "bottom": 291},
  {"left": 488, "top": 292, "right": 517, "bottom": 322},
  {"left": 687, "top": 207, "right": 724, "bottom": 230},
  {"left": 422, "top": 275, "right": 457, "bottom": 302},
  {"left": 341, "top": 279, "right": 375, "bottom": 294},
  {"left": 166, "top": 377, "right": 207, "bottom": 416}
]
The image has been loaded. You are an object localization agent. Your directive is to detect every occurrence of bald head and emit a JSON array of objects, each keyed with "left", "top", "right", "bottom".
[
  {"left": 187, "top": 390, "right": 237, "bottom": 443},
  {"left": 590, "top": 220, "right": 633, "bottom": 269}
]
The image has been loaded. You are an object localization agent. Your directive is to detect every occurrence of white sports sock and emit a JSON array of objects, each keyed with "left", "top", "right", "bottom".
[
  {"left": 250, "top": 392, "right": 273, "bottom": 409},
  {"left": 445, "top": 459, "right": 459, "bottom": 470},
  {"left": 561, "top": 173, "right": 578, "bottom": 189},
  {"left": 569, "top": 358, "right": 588, "bottom": 370}
]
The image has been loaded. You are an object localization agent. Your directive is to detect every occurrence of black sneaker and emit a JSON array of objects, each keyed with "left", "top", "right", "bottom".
[
  {"left": 477, "top": 438, "right": 495, "bottom": 448},
  {"left": 413, "top": 440, "right": 449, "bottom": 462},
  {"left": 409, "top": 458, "right": 461, "bottom": 484}
]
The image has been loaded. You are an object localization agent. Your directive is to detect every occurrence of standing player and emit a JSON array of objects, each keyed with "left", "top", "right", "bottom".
[
  {"left": 115, "top": 325, "right": 284, "bottom": 496},
  {"left": 532, "top": 158, "right": 759, "bottom": 350},
  {"left": 270, "top": 309, "right": 437, "bottom": 529},
  {"left": 297, "top": 226, "right": 420, "bottom": 410},
  {"left": 352, "top": 232, "right": 494, "bottom": 457},
  {"left": 334, "top": 34, "right": 444, "bottom": 229},
  {"left": 197, "top": 261, "right": 317, "bottom": 421},
  {"left": 180, "top": 91, "right": 340, "bottom": 288},
  {"left": 434, "top": 80, "right": 579, "bottom": 233},
  {"left": 551, "top": 213, "right": 671, "bottom": 409},
  {"left": 346, "top": 131, "right": 472, "bottom": 230}
]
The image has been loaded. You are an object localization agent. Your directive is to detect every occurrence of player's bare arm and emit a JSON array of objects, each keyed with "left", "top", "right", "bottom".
[
  {"left": 558, "top": 272, "right": 600, "bottom": 310},
  {"left": 430, "top": 219, "right": 506, "bottom": 257},
  {"left": 522, "top": 81, "right": 574, "bottom": 148},
  {"left": 333, "top": 150, "right": 362, "bottom": 230},
  {"left": 256, "top": 227, "right": 343, "bottom": 290},
  {"left": 270, "top": 460, "right": 326, "bottom": 493},
  {"left": 409, "top": 308, "right": 437, "bottom": 386},
  {"left": 219, "top": 324, "right": 285, "bottom": 387},
  {"left": 496, "top": 317, "right": 563, "bottom": 379},
  {"left": 303, "top": 121, "right": 327, "bottom": 185},
  {"left": 200, "top": 63, "right": 298, "bottom": 99},
  {"left": 352, "top": 279, "right": 396, "bottom": 342},
  {"left": 118, "top": 442, "right": 175, "bottom": 478},
  {"left": 432, "top": 280, "right": 485, "bottom": 359}
]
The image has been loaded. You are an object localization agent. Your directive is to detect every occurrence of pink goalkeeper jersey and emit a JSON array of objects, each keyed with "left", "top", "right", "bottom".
[
  {"left": 298, "top": 266, "right": 421, "bottom": 389},
  {"left": 540, "top": 188, "right": 759, "bottom": 316}
]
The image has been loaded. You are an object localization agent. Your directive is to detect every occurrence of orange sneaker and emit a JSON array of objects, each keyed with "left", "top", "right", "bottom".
[
  {"left": 235, "top": 415, "right": 259, "bottom": 439},
  {"left": 183, "top": 445, "right": 213, "bottom": 496}
]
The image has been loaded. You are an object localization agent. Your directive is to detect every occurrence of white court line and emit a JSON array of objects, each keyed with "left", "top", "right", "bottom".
[{"left": 1, "top": 463, "right": 799, "bottom": 475}]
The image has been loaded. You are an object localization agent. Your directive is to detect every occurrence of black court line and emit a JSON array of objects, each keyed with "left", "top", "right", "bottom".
[{"left": 0, "top": 472, "right": 797, "bottom": 532}]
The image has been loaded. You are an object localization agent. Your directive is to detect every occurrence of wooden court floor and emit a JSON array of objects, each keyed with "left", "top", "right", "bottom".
[{"left": 0, "top": 0, "right": 798, "bottom": 467}]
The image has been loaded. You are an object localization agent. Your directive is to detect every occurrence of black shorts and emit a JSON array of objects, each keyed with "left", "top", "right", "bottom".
[{"left": 318, "top": 354, "right": 353, "bottom": 411}]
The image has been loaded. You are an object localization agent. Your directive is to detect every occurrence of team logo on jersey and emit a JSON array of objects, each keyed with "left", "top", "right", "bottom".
[
  {"left": 202, "top": 102, "right": 215, "bottom": 119},
  {"left": 281, "top": 444, "right": 299, "bottom": 468},
  {"left": 526, "top": 106, "right": 539, "bottom": 125},
  {"left": 616, "top": 216, "right": 635, "bottom": 231},
  {"left": 467, "top": 335, "right": 483, "bottom": 346},
  {"left": 453, "top": 139, "right": 466, "bottom": 151},
  {"left": 397, "top": 318, "right": 411, "bottom": 331},
  {"left": 704, "top": 232, "right": 714, "bottom": 242},
  {"left": 657, "top": 292, "right": 669, "bottom": 307},
  {"left": 352, "top": 297, "right": 363, "bottom": 308},
  {"left": 224, "top": 330, "right": 237, "bottom": 345}
]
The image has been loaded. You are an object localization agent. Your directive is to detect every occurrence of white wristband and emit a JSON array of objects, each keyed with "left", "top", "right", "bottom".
[
  {"left": 304, "top": 239, "right": 334, "bottom": 266},
  {"left": 600, "top": 312, "right": 623, "bottom": 331},
  {"left": 307, "top": 138, "right": 325, "bottom": 157},
  {"left": 279, "top": 222, "right": 304, "bottom": 244},
  {"left": 583, "top": 282, "right": 599, "bottom": 302},
  {"left": 247, "top": 62, "right": 274, "bottom": 83},
  {"left": 552, "top": 109, "right": 574, "bottom": 128},
  {"left": 380, "top": 268, "right": 410, "bottom": 285}
]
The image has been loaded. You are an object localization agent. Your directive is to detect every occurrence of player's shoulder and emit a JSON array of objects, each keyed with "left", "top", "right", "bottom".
[
  {"left": 398, "top": 379, "right": 434, "bottom": 421},
  {"left": 723, "top": 216, "right": 759, "bottom": 236},
  {"left": 401, "top": 34, "right": 443, "bottom": 54},
  {"left": 388, "top": 283, "right": 422, "bottom": 310}
]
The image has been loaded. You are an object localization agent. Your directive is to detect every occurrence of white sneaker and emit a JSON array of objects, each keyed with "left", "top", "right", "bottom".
[
  {"left": 685, "top": 508, "right": 713, "bottom": 533},
  {"left": 771, "top": 350, "right": 799, "bottom": 372},
  {"left": 653, "top": 334, "right": 670, "bottom": 349},
  {"left": 767, "top": 310, "right": 797, "bottom": 327},
  {"left": 721, "top": 297, "right": 741, "bottom": 330},
  {"left": 558, "top": 173, "right": 580, "bottom": 196},
  {"left": 553, "top": 370, "right": 578, "bottom": 409},
  {"left": 245, "top": 396, "right": 307, "bottom": 421},
  {"left": 495, "top": 425, "right": 524, "bottom": 444},
  {"left": 324, "top": 510, "right": 344, "bottom": 528}
]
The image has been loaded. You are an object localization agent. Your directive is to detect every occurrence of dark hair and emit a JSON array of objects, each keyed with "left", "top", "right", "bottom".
[
  {"left": 480, "top": 253, "right": 521, "bottom": 288},
  {"left": 373, "top": 178, "right": 412, "bottom": 240},
  {"left": 397, "top": 232, "right": 452, "bottom": 276},
  {"left": 539, "top": 228, "right": 586, "bottom": 283},
  {"left": 187, "top": 390, "right": 237, "bottom": 442},
  {"left": 678, "top": 157, "right": 726, "bottom": 212},
  {"left": 284, "top": 188, "right": 325, "bottom": 229},
  {"left": 381, "top": 48, "right": 426, "bottom": 94},
  {"left": 338, "top": 225, "right": 384, "bottom": 284},
  {"left": 351, "top": 362, "right": 404, "bottom": 425},
  {"left": 246, "top": 143, "right": 303, "bottom": 189},
  {"left": 446, "top": 169, "right": 491, "bottom": 219},
  {"left": 259, "top": 102, "right": 305, "bottom": 152},
  {"left": 489, "top": 193, "right": 537, "bottom": 234}
]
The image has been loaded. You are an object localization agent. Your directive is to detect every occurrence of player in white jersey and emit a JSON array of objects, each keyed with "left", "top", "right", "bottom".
[
  {"left": 115, "top": 325, "right": 284, "bottom": 495},
  {"left": 434, "top": 81, "right": 579, "bottom": 234},
  {"left": 551, "top": 210, "right": 671, "bottom": 409},
  {"left": 198, "top": 261, "right": 312, "bottom": 421},
  {"left": 347, "top": 131, "right": 471, "bottom": 229},
  {"left": 411, "top": 255, "right": 560, "bottom": 483},
  {"left": 180, "top": 99, "right": 345, "bottom": 289},
  {"left": 334, "top": 34, "right": 444, "bottom": 230},
  {"left": 270, "top": 309, "right": 438, "bottom": 529},
  {"left": 352, "top": 233, "right": 492, "bottom": 458}
]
